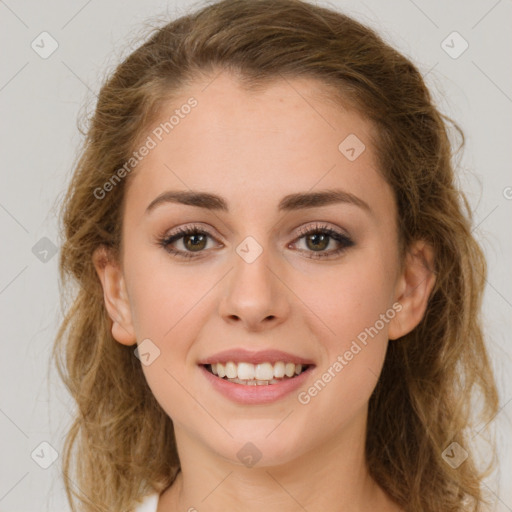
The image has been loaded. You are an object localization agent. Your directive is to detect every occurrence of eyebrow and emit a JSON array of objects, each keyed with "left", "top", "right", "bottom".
[{"left": 145, "top": 188, "right": 371, "bottom": 215}]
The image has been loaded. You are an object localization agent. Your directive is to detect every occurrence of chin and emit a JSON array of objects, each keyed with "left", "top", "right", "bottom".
[{"left": 202, "top": 421, "right": 313, "bottom": 468}]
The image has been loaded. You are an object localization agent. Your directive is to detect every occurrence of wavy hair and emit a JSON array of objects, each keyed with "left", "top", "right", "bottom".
[{"left": 52, "top": 0, "right": 500, "bottom": 510}]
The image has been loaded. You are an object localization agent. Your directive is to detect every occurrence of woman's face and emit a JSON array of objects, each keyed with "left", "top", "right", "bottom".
[{"left": 96, "top": 72, "right": 429, "bottom": 468}]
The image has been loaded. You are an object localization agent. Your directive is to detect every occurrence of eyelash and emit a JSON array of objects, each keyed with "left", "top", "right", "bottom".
[{"left": 157, "top": 222, "right": 354, "bottom": 260}]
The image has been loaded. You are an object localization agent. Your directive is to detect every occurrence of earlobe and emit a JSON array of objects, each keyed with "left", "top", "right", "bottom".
[
  {"left": 388, "top": 241, "right": 436, "bottom": 340},
  {"left": 92, "top": 245, "right": 137, "bottom": 346}
]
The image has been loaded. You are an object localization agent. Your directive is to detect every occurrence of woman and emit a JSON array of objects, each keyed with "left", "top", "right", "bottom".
[{"left": 53, "top": 0, "right": 499, "bottom": 510}]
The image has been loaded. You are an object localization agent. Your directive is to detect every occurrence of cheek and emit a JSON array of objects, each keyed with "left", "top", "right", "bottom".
[
  {"left": 300, "top": 252, "right": 397, "bottom": 345},
  {"left": 292, "top": 248, "right": 396, "bottom": 415},
  {"left": 126, "top": 258, "right": 207, "bottom": 420},
  {"left": 125, "top": 245, "right": 212, "bottom": 341}
]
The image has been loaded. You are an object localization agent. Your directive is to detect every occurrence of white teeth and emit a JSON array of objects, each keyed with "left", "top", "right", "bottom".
[
  {"left": 237, "top": 362, "right": 255, "bottom": 380},
  {"left": 225, "top": 361, "right": 237, "bottom": 379},
  {"left": 223, "top": 377, "right": 281, "bottom": 385},
  {"left": 208, "top": 361, "right": 308, "bottom": 381},
  {"left": 255, "top": 362, "right": 274, "bottom": 381},
  {"left": 285, "top": 363, "right": 295, "bottom": 378},
  {"left": 274, "top": 361, "right": 285, "bottom": 378}
]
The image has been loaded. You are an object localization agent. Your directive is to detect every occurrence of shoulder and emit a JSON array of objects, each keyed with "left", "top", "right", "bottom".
[{"left": 134, "top": 492, "right": 159, "bottom": 512}]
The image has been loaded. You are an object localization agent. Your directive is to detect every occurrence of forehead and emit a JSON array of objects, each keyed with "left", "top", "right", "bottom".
[{"left": 124, "top": 72, "right": 390, "bottom": 218}]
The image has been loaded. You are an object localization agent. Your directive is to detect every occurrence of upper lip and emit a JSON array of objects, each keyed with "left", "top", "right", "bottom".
[{"left": 198, "top": 348, "right": 315, "bottom": 366}]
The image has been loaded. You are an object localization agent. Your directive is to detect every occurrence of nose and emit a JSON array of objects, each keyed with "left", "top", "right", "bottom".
[{"left": 218, "top": 243, "right": 291, "bottom": 332}]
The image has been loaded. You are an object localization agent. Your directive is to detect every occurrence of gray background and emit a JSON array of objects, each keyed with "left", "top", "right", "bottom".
[{"left": 0, "top": 0, "right": 511, "bottom": 510}]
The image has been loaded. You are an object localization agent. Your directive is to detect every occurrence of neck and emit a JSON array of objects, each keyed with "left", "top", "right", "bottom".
[{"left": 158, "top": 408, "right": 397, "bottom": 512}]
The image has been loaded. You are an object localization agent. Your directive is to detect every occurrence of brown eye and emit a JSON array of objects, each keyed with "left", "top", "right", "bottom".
[
  {"left": 182, "top": 233, "right": 208, "bottom": 251},
  {"left": 292, "top": 224, "right": 355, "bottom": 260},
  {"left": 304, "top": 232, "right": 330, "bottom": 252},
  {"left": 158, "top": 223, "right": 354, "bottom": 260},
  {"left": 158, "top": 226, "right": 218, "bottom": 259}
]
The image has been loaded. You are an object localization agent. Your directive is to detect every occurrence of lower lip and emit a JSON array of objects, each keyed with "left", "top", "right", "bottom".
[{"left": 199, "top": 365, "right": 314, "bottom": 405}]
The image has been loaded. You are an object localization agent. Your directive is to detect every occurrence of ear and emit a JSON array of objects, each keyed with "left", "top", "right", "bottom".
[
  {"left": 388, "top": 240, "right": 436, "bottom": 340},
  {"left": 92, "top": 245, "right": 137, "bottom": 346}
]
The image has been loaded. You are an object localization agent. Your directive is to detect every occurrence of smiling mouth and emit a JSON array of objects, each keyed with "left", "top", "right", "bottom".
[{"left": 202, "top": 361, "right": 312, "bottom": 386}]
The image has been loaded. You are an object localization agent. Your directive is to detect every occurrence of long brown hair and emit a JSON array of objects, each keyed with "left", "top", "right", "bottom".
[{"left": 53, "top": 1, "right": 500, "bottom": 510}]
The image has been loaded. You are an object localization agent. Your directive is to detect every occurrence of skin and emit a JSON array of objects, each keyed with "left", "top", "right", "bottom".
[{"left": 93, "top": 71, "right": 435, "bottom": 512}]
